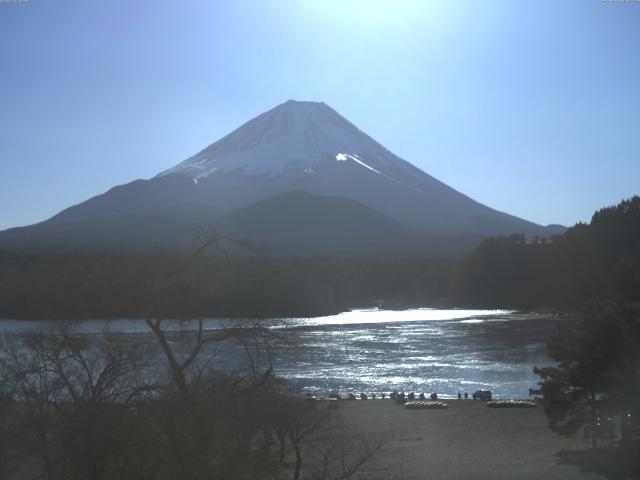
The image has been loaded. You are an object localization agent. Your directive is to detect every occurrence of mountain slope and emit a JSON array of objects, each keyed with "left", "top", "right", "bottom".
[
  {"left": 216, "top": 190, "right": 423, "bottom": 256},
  {"left": 0, "top": 100, "right": 563, "bottom": 255}
]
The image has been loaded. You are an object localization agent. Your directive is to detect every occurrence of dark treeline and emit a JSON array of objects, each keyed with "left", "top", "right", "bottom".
[
  {"left": 529, "top": 200, "right": 640, "bottom": 468},
  {"left": 449, "top": 196, "right": 640, "bottom": 310},
  {"left": 0, "top": 252, "right": 453, "bottom": 320}
]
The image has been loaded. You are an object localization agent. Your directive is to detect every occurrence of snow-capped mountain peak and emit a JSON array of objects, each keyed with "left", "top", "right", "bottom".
[{"left": 158, "top": 100, "right": 395, "bottom": 179}]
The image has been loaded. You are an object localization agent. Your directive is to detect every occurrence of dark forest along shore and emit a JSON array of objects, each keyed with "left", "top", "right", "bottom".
[{"left": 0, "top": 309, "right": 559, "bottom": 399}]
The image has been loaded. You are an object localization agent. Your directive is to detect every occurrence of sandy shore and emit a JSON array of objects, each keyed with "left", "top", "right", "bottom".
[{"left": 334, "top": 399, "right": 611, "bottom": 480}]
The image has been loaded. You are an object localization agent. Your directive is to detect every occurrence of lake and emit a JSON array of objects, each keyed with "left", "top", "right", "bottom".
[{"left": 0, "top": 308, "right": 559, "bottom": 399}]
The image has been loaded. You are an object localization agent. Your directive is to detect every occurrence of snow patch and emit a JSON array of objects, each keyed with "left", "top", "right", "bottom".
[{"left": 335, "top": 153, "right": 381, "bottom": 175}]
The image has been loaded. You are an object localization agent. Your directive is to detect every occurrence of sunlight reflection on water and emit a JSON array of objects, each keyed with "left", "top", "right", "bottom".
[
  {"left": 290, "top": 308, "right": 510, "bottom": 326},
  {"left": 273, "top": 309, "right": 558, "bottom": 399}
]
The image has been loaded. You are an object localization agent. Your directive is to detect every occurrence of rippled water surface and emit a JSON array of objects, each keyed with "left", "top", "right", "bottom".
[
  {"left": 0, "top": 309, "right": 559, "bottom": 399},
  {"left": 269, "top": 309, "right": 558, "bottom": 399}
]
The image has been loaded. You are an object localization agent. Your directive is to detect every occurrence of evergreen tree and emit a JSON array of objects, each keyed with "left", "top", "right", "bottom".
[{"left": 535, "top": 299, "right": 640, "bottom": 439}]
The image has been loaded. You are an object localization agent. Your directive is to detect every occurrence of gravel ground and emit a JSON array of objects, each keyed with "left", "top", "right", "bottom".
[{"left": 335, "top": 399, "right": 613, "bottom": 480}]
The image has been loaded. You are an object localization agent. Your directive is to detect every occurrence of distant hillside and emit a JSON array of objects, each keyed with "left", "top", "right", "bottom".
[
  {"left": 216, "top": 190, "right": 424, "bottom": 256},
  {"left": 449, "top": 196, "right": 640, "bottom": 309}
]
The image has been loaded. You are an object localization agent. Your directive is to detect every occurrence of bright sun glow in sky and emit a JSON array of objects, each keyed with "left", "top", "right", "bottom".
[
  {"left": 303, "top": 0, "right": 444, "bottom": 29},
  {"left": 0, "top": 0, "right": 638, "bottom": 230}
]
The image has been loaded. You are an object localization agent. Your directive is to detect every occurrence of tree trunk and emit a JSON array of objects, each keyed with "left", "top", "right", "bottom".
[
  {"left": 276, "top": 430, "right": 287, "bottom": 461},
  {"left": 145, "top": 319, "right": 189, "bottom": 397},
  {"left": 292, "top": 440, "right": 302, "bottom": 480}
]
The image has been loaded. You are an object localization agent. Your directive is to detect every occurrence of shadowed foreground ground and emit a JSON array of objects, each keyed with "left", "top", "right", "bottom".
[{"left": 335, "top": 400, "right": 619, "bottom": 480}]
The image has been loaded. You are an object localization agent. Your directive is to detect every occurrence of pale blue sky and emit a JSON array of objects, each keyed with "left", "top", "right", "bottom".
[{"left": 0, "top": 0, "right": 638, "bottom": 230}]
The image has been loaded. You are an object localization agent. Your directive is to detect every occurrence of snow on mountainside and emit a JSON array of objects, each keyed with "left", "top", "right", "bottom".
[{"left": 158, "top": 100, "right": 417, "bottom": 182}]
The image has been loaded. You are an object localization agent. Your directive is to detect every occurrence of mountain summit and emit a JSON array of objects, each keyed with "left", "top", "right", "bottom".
[
  {"left": 0, "top": 100, "right": 563, "bottom": 255},
  {"left": 159, "top": 100, "right": 391, "bottom": 178}
]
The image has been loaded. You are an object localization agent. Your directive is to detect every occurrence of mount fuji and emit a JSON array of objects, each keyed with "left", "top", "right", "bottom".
[{"left": 0, "top": 100, "right": 563, "bottom": 255}]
